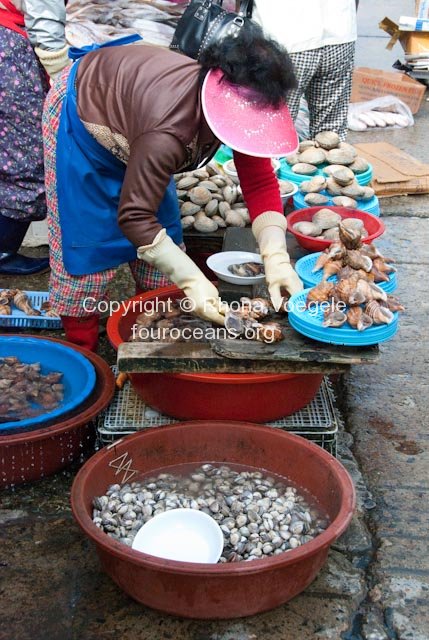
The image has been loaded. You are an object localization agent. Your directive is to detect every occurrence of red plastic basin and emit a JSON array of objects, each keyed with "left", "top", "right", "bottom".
[
  {"left": 107, "top": 286, "right": 323, "bottom": 421},
  {"left": 71, "top": 421, "right": 356, "bottom": 619},
  {"left": 287, "top": 206, "right": 385, "bottom": 252},
  {"left": 0, "top": 335, "right": 115, "bottom": 488}
]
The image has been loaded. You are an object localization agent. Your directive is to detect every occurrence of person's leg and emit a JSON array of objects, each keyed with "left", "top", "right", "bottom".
[
  {"left": 129, "top": 259, "right": 172, "bottom": 296},
  {"left": 305, "top": 42, "right": 355, "bottom": 141},
  {"left": 42, "top": 68, "right": 116, "bottom": 352},
  {"left": 287, "top": 50, "right": 320, "bottom": 125},
  {"left": 0, "top": 27, "right": 50, "bottom": 275}
]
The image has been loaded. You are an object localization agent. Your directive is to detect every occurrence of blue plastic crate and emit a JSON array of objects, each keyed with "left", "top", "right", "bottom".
[
  {"left": 278, "top": 160, "right": 373, "bottom": 186},
  {"left": 295, "top": 252, "right": 397, "bottom": 293},
  {"left": 287, "top": 289, "right": 399, "bottom": 346},
  {"left": 293, "top": 190, "right": 380, "bottom": 216},
  {"left": 0, "top": 290, "right": 62, "bottom": 329}
]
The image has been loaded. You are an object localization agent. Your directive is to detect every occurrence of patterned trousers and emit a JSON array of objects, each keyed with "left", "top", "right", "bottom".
[
  {"left": 287, "top": 42, "right": 355, "bottom": 141},
  {"left": 42, "top": 67, "right": 171, "bottom": 318},
  {"left": 0, "top": 27, "right": 49, "bottom": 222}
]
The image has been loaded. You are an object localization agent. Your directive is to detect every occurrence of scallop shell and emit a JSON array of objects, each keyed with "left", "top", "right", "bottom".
[
  {"left": 304, "top": 193, "right": 329, "bottom": 206},
  {"left": 212, "top": 214, "right": 227, "bottom": 228},
  {"left": 205, "top": 200, "right": 219, "bottom": 217},
  {"left": 349, "top": 157, "right": 370, "bottom": 174},
  {"left": 210, "top": 175, "right": 228, "bottom": 187},
  {"left": 284, "top": 153, "right": 301, "bottom": 166},
  {"left": 338, "top": 142, "right": 358, "bottom": 159},
  {"left": 299, "top": 140, "right": 318, "bottom": 152},
  {"left": 218, "top": 201, "right": 231, "bottom": 218},
  {"left": 193, "top": 212, "right": 218, "bottom": 233},
  {"left": 326, "top": 149, "right": 355, "bottom": 165},
  {"left": 292, "top": 163, "right": 318, "bottom": 175},
  {"left": 180, "top": 201, "right": 201, "bottom": 217},
  {"left": 322, "top": 226, "right": 340, "bottom": 240},
  {"left": 177, "top": 175, "right": 199, "bottom": 190},
  {"left": 323, "top": 164, "right": 347, "bottom": 177},
  {"left": 193, "top": 169, "right": 210, "bottom": 180},
  {"left": 233, "top": 208, "right": 250, "bottom": 224},
  {"left": 315, "top": 131, "right": 340, "bottom": 150},
  {"left": 278, "top": 179, "right": 296, "bottom": 195},
  {"left": 181, "top": 215, "right": 195, "bottom": 230},
  {"left": 188, "top": 186, "right": 212, "bottom": 205},
  {"left": 332, "top": 196, "right": 358, "bottom": 208},
  {"left": 292, "top": 221, "right": 323, "bottom": 237},
  {"left": 325, "top": 177, "right": 343, "bottom": 196},
  {"left": 341, "top": 217, "right": 364, "bottom": 231},
  {"left": 225, "top": 210, "right": 246, "bottom": 227},
  {"left": 312, "top": 209, "right": 342, "bottom": 230},
  {"left": 331, "top": 167, "right": 355, "bottom": 186},
  {"left": 206, "top": 162, "right": 223, "bottom": 176},
  {"left": 341, "top": 183, "right": 366, "bottom": 199},
  {"left": 198, "top": 180, "right": 219, "bottom": 192},
  {"left": 359, "top": 186, "right": 375, "bottom": 201},
  {"left": 298, "top": 148, "right": 326, "bottom": 165},
  {"left": 223, "top": 185, "right": 238, "bottom": 204},
  {"left": 299, "top": 176, "right": 327, "bottom": 194}
]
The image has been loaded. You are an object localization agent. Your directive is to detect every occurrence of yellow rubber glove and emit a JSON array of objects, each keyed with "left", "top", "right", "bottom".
[
  {"left": 34, "top": 44, "right": 70, "bottom": 79},
  {"left": 138, "top": 230, "right": 225, "bottom": 325},
  {"left": 252, "top": 211, "right": 303, "bottom": 310}
]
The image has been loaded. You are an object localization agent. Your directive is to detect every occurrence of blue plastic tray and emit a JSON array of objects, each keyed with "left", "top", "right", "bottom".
[
  {"left": 295, "top": 252, "right": 397, "bottom": 293},
  {"left": 0, "top": 290, "right": 61, "bottom": 329},
  {"left": 293, "top": 190, "right": 380, "bottom": 216},
  {"left": 0, "top": 336, "right": 96, "bottom": 431},
  {"left": 278, "top": 160, "right": 373, "bottom": 186},
  {"left": 287, "top": 289, "right": 399, "bottom": 346}
]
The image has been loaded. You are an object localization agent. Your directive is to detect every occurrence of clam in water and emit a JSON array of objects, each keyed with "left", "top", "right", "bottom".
[{"left": 92, "top": 463, "right": 330, "bottom": 562}]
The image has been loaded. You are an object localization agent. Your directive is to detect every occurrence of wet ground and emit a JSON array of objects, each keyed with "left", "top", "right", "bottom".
[{"left": 1, "top": 1, "right": 429, "bottom": 638}]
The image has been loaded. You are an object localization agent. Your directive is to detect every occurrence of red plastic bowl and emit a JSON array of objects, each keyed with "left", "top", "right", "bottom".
[
  {"left": 287, "top": 206, "right": 385, "bottom": 252},
  {"left": 71, "top": 421, "right": 355, "bottom": 619},
  {"left": 106, "top": 286, "right": 323, "bottom": 421},
  {"left": 0, "top": 335, "right": 115, "bottom": 488}
]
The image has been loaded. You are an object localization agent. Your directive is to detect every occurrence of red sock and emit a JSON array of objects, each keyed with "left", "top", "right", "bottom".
[{"left": 60, "top": 315, "right": 100, "bottom": 353}]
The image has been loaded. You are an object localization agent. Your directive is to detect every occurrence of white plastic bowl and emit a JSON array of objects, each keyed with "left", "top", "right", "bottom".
[
  {"left": 132, "top": 508, "right": 224, "bottom": 564},
  {"left": 206, "top": 251, "right": 265, "bottom": 285}
]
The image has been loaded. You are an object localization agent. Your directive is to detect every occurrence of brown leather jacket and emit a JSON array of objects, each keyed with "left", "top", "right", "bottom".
[{"left": 76, "top": 43, "right": 219, "bottom": 247}]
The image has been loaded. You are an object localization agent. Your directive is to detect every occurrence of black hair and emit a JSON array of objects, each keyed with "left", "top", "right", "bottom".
[{"left": 199, "top": 21, "right": 297, "bottom": 109}]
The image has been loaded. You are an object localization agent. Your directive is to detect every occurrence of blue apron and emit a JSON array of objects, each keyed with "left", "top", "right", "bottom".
[{"left": 56, "top": 35, "right": 183, "bottom": 276}]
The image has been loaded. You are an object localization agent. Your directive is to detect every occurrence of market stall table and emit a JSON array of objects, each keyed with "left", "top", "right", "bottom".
[{"left": 117, "top": 228, "right": 379, "bottom": 375}]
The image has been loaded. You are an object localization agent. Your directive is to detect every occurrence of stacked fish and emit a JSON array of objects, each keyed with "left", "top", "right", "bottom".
[
  {"left": 306, "top": 222, "right": 404, "bottom": 331},
  {"left": 66, "top": 0, "right": 185, "bottom": 48}
]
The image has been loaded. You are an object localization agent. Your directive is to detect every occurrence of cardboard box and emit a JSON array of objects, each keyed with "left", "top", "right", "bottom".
[
  {"left": 380, "top": 16, "right": 429, "bottom": 53},
  {"left": 350, "top": 67, "right": 426, "bottom": 114},
  {"left": 353, "top": 142, "right": 429, "bottom": 197}
]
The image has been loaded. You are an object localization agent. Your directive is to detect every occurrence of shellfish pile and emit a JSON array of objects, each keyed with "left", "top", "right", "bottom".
[
  {"left": 0, "top": 289, "right": 59, "bottom": 317},
  {"left": 0, "top": 356, "right": 64, "bottom": 422},
  {"left": 175, "top": 162, "right": 250, "bottom": 233},
  {"left": 92, "top": 464, "right": 329, "bottom": 562},
  {"left": 286, "top": 131, "right": 374, "bottom": 208},
  {"left": 292, "top": 209, "right": 368, "bottom": 241},
  {"left": 306, "top": 223, "right": 404, "bottom": 330},
  {"left": 129, "top": 296, "right": 285, "bottom": 344}
]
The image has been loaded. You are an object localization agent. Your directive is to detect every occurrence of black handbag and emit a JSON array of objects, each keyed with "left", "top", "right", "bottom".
[{"left": 170, "top": 0, "right": 254, "bottom": 61}]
